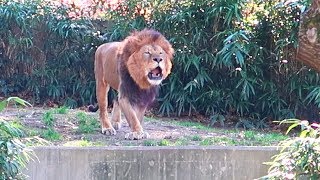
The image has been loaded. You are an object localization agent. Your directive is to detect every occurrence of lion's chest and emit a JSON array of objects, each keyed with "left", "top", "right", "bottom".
[
  {"left": 130, "top": 88, "right": 158, "bottom": 108},
  {"left": 123, "top": 84, "right": 158, "bottom": 108},
  {"left": 120, "top": 71, "right": 159, "bottom": 108}
]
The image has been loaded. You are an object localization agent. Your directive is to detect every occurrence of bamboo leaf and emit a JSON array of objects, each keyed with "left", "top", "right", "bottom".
[
  {"left": 0, "top": 100, "right": 8, "bottom": 112},
  {"left": 286, "top": 123, "right": 300, "bottom": 134},
  {"left": 7, "top": 97, "right": 32, "bottom": 107}
]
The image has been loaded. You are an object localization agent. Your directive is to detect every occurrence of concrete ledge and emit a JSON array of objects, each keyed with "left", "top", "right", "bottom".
[{"left": 24, "top": 146, "right": 278, "bottom": 180}]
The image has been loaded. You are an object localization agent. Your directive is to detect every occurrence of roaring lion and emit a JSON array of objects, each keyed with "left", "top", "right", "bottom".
[{"left": 88, "top": 29, "right": 174, "bottom": 140}]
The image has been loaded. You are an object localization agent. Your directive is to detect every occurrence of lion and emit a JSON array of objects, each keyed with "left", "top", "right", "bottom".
[{"left": 88, "top": 29, "right": 174, "bottom": 140}]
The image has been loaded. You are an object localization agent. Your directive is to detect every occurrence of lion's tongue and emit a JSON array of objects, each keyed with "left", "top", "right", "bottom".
[{"left": 151, "top": 68, "right": 161, "bottom": 77}]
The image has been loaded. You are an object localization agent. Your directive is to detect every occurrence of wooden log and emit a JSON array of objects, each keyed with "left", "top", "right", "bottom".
[{"left": 296, "top": 0, "right": 320, "bottom": 72}]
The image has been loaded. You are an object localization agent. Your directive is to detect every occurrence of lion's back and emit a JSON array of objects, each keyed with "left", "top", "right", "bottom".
[
  {"left": 95, "top": 42, "right": 122, "bottom": 90},
  {"left": 95, "top": 42, "right": 121, "bottom": 60}
]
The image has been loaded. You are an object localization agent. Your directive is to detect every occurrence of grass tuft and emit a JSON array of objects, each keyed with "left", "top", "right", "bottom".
[
  {"left": 76, "top": 112, "right": 99, "bottom": 134},
  {"left": 54, "top": 106, "right": 69, "bottom": 114},
  {"left": 42, "top": 111, "right": 55, "bottom": 127},
  {"left": 41, "top": 128, "right": 61, "bottom": 141},
  {"left": 190, "top": 135, "right": 203, "bottom": 141},
  {"left": 63, "top": 140, "right": 104, "bottom": 147},
  {"left": 143, "top": 140, "right": 158, "bottom": 146}
]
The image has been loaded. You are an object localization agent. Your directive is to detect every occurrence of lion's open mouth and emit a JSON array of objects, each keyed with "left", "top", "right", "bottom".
[{"left": 148, "top": 67, "right": 163, "bottom": 80}]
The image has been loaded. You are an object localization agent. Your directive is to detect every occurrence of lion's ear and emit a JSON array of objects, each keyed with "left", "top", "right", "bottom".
[
  {"left": 162, "top": 39, "right": 174, "bottom": 61},
  {"left": 167, "top": 44, "right": 174, "bottom": 61}
]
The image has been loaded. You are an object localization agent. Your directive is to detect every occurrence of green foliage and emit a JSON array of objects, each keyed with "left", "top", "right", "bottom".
[
  {"left": 260, "top": 120, "right": 320, "bottom": 179},
  {"left": 210, "top": 114, "right": 225, "bottom": 127},
  {"left": 190, "top": 135, "right": 203, "bottom": 141},
  {"left": 0, "top": 98, "right": 33, "bottom": 180},
  {"left": 41, "top": 128, "right": 61, "bottom": 141},
  {"left": 235, "top": 118, "right": 256, "bottom": 129},
  {"left": 54, "top": 106, "right": 69, "bottom": 114},
  {"left": 0, "top": 97, "right": 32, "bottom": 111},
  {"left": 200, "top": 137, "right": 237, "bottom": 146},
  {"left": 0, "top": 0, "right": 101, "bottom": 106},
  {"left": 41, "top": 110, "right": 61, "bottom": 141},
  {"left": 1, "top": 0, "right": 319, "bottom": 127},
  {"left": 158, "top": 139, "right": 171, "bottom": 146},
  {"left": 143, "top": 139, "right": 171, "bottom": 146},
  {"left": 0, "top": 120, "right": 31, "bottom": 179},
  {"left": 243, "top": 130, "right": 256, "bottom": 140},
  {"left": 42, "top": 111, "right": 55, "bottom": 127},
  {"left": 237, "top": 130, "right": 288, "bottom": 146},
  {"left": 41, "top": 109, "right": 61, "bottom": 141},
  {"left": 76, "top": 112, "right": 99, "bottom": 133},
  {"left": 199, "top": 138, "right": 215, "bottom": 146},
  {"left": 174, "top": 137, "right": 189, "bottom": 146},
  {"left": 104, "top": 0, "right": 316, "bottom": 126},
  {"left": 173, "top": 121, "right": 211, "bottom": 130},
  {"left": 143, "top": 139, "right": 158, "bottom": 146},
  {"left": 63, "top": 140, "right": 104, "bottom": 147}
]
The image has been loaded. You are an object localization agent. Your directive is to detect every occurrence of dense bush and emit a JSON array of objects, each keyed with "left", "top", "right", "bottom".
[
  {"left": 1, "top": 0, "right": 319, "bottom": 127},
  {"left": 105, "top": 0, "right": 318, "bottom": 127},
  {"left": 0, "top": 0, "right": 103, "bottom": 107}
]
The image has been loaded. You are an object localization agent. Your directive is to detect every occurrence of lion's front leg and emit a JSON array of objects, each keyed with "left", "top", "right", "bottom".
[{"left": 118, "top": 97, "right": 149, "bottom": 140}]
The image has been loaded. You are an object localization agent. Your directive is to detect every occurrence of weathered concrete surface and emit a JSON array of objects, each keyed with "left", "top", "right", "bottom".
[{"left": 24, "top": 146, "right": 278, "bottom": 180}]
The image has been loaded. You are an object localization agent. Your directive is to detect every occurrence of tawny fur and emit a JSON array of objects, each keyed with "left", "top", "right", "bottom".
[{"left": 90, "top": 29, "right": 174, "bottom": 140}]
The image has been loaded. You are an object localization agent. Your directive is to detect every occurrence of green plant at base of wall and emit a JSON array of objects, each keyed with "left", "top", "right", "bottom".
[
  {"left": 0, "top": 97, "right": 34, "bottom": 180},
  {"left": 260, "top": 119, "right": 320, "bottom": 179}
]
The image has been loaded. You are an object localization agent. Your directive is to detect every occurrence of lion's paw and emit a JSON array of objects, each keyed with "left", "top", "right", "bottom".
[
  {"left": 112, "top": 122, "right": 122, "bottom": 130},
  {"left": 101, "top": 127, "right": 117, "bottom": 135},
  {"left": 125, "top": 131, "right": 150, "bottom": 140}
]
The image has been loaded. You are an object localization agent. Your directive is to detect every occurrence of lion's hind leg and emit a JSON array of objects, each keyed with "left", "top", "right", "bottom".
[
  {"left": 111, "top": 99, "right": 122, "bottom": 130},
  {"left": 96, "top": 81, "right": 116, "bottom": 135}
]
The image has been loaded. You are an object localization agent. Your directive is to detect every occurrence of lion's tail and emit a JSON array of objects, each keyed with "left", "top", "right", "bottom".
[{"left": 88, "top": 104, "right": 99, "bottom": 112}]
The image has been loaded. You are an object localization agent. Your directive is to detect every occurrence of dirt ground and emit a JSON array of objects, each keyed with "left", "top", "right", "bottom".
[
  {"left": 1, "top": 107, "right": 287, "bottom": 147},
  {"left": 1, "top": 107, "right": 226, "bottom": 146}
]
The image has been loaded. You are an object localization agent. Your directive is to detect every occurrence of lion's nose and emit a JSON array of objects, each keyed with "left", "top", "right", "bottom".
[{"left": 153, "top": 57, "right": 163, "bottom": 63}]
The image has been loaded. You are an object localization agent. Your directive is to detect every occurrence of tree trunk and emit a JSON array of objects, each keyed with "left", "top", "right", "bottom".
[{"left": 296, "top": 0, "right": 320, "bottom": 72}]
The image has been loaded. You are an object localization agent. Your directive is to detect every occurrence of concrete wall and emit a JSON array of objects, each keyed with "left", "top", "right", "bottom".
[{"left": 24, "top": 146, "right": 278, "bottom": 180}]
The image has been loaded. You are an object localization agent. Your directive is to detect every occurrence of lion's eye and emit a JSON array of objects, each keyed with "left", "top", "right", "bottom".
[
  {"left": 144, "top": 52, "right": 151, "bottom": 55},
  {"left": 159, "top": 52, "right": 163, "bottom": 55}
]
